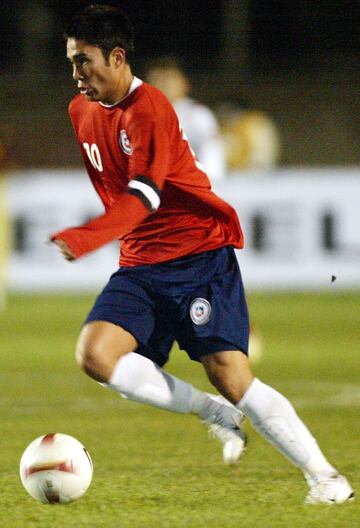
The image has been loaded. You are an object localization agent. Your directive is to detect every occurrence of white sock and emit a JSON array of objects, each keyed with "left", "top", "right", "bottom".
[
  {"left": 237, "top": 378, "right": 336, "bottom": 481},
  {"left": 106, "top": 352, "right": 236, "bottom": 423}
]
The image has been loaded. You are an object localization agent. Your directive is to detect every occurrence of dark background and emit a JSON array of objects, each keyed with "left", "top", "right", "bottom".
[{"left": 1, "top": 1, "right": 360, "bottom": 167}]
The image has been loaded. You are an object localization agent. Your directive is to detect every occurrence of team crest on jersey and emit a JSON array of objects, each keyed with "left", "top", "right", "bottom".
[
  {"left": 190, "top": 298, "right": 211, "bottom": 326},
  {"left": 119, "top": 129, "right": 133, "bottom": 155}
]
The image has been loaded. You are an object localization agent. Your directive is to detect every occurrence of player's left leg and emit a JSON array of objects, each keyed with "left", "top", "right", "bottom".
[{"left": 201, "top": 350, "right": 355, "bottom": 504}]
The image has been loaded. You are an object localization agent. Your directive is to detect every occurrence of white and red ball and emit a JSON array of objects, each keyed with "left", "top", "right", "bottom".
[{"left": 20, "top": 433, "right": 93, "bottom": 504}]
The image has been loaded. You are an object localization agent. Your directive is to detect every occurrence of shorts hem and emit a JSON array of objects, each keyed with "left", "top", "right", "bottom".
[{"left": 186, "top": 342, "right": 248, "bottom": 362}]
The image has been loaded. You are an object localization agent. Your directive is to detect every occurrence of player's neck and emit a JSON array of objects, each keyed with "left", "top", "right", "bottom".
[{"left": 101, "top": 66, "right": 134, "bottom": 106}]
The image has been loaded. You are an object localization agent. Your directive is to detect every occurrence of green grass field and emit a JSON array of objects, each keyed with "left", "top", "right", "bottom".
[{"left": 0, "top": 293, "right": 359, "bottom": 527}]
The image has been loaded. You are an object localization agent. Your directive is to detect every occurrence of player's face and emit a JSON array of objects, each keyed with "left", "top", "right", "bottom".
[{"left": 66, "top": 38, "right": 123, "bottom": 104}]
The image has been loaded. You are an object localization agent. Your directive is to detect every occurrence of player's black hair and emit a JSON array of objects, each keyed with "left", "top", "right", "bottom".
[{"left": 64, "top": 4, "right": 135, "bottom": 63}]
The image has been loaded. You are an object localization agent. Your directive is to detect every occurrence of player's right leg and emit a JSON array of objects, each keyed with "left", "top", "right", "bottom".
[
  {"left": 76, "top": 320, "right": 245, "bottom": 462},
  {"left": 76, "top": 319, "right": 212, "bottom": 414}
]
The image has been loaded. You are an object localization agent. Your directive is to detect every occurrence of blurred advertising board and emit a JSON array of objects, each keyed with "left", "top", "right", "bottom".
[{"left": 6, "top": 168, "right": 360, "bottom": 292}]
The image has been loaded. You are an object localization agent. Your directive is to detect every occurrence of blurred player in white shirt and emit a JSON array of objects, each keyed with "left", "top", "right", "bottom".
[{"left": 146, "top": 57, "right": 226, "bottom": 182}]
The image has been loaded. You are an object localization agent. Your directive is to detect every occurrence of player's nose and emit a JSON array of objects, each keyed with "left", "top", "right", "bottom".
[{"left": 72, "top": 64, "right": 85, "bottom": 82}]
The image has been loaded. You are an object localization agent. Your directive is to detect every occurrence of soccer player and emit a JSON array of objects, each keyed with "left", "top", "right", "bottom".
[{"left": 51, "top": 5, "right": 354, "bottom": 504}]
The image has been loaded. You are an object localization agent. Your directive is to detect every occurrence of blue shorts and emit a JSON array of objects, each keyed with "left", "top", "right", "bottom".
[{"left": 85, "top": 247, "right": 249, "bottom": 366}]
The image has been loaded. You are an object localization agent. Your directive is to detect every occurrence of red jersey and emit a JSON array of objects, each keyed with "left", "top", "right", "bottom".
[{"left": 52, "top": 78, "right": 244, "bottom": 266}]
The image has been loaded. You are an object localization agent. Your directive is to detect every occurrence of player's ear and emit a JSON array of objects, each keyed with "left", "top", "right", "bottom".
[{"left": 111, "top": 47, "right": 126, "bottom": 67}]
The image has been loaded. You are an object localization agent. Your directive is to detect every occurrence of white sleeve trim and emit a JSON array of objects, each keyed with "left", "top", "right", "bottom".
[{"left": 128, "top": 179, "right": 161, "bottom": 211}]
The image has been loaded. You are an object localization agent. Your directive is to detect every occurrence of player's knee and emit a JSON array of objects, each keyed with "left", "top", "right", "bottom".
[
  {"left": 75, "top": 322, "right": 136, "bottom": 382},
  {"left": 75, "top": 323, "right": 117, "bottom": 382},
  {"left": 75, "top": 331, "right": 106, "bottom": 379}
]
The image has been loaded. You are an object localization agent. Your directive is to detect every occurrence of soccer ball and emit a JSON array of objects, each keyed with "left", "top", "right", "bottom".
[{"left": 19, "top": 433, "right": 93, "bottom": 504}]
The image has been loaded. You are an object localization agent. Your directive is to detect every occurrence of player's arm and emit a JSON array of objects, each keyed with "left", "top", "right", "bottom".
[
  {"left": 51, "top": 183, "right": 159, "bottom": 258},
  {"left": 51, "top": 117, "right": 169, "bottom": 259}
]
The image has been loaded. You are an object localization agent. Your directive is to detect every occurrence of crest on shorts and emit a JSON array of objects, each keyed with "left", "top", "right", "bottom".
[
  {"left": 190, "top": 298, "right": 211, "bottom": 325},
  {"left": 119, "top": 129, "right": 133, "bottom": 155}
]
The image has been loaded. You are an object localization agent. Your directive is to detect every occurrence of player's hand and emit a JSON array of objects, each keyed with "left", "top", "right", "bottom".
[{"left": 52, "top": 238, "right": 76, "bottom": 261}]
